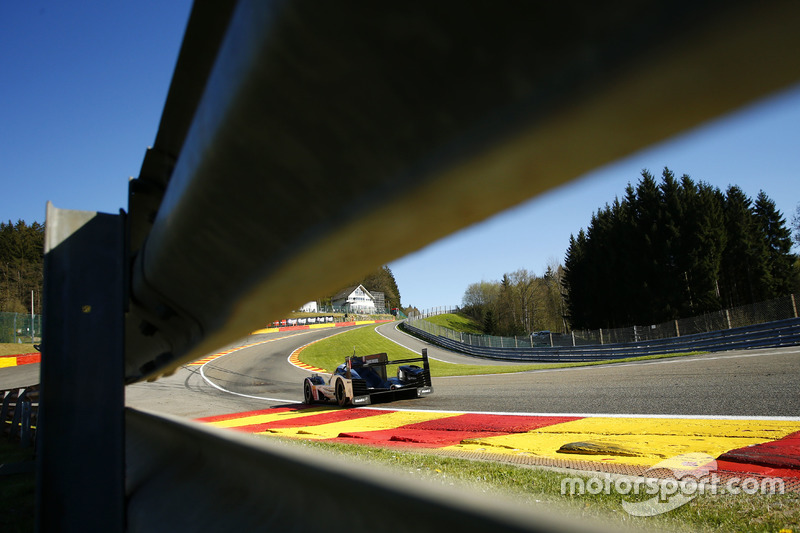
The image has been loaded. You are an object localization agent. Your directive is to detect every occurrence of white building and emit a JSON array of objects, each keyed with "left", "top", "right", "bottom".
[{"left": 331, "top": 285, "right": 376, "bottom": 314}]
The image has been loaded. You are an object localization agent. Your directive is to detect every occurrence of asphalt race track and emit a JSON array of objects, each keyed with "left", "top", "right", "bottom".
[
  {"left": 8, "top": 321, "right": 799, "bottom": 484},
  {"left": 125, "top": 321, "right": 800, "bottom": 419}
]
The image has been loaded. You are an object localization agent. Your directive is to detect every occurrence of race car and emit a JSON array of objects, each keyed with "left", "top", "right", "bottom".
[{"left": 303, "top": 349, "right": 433, "bottom": 406}]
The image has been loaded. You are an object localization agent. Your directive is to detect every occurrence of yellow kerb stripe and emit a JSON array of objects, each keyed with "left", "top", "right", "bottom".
[
  {"left": 207, "top": 406, "right": 335, "bottom": 428},
  {"left": 259, "top": 411, "right": 461, "bottom": 440},
  {"left": 442, "top": 417, "right": 800, "bottom": 467}
]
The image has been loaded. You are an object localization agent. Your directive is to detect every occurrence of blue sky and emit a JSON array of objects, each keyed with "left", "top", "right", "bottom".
[{"left": 2, "top": 2, "right": 798, "bottom": 312}]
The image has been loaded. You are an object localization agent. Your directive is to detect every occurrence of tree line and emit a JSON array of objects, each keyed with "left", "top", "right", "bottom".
[
  {"left": 461, "top": 264, "right": 567, "bottom": 336},
  {"left": 0, "top": 221, "right": 405, "bottom": 321},
  {"left": 0, "top": 220, "right": 44, "bottom": 314},
  {"left": 460, "top": 167, "right": 798, "bottom": 334},
  {"left": 563, "top": 168, "right": 798, "bottom": 330}
]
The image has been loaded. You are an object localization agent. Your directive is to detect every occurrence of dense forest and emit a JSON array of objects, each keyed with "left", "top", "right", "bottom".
[
  {"left": 0, "top": 220, "right": 44, "bottom": 314},
  {"left": 562, "top": 168, "right": 798, "bottom": 329}
]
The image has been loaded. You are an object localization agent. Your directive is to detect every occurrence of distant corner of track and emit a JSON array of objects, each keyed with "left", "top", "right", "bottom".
[
  {"left": 284, "top": 318, "right": 395, "bottom": 373},
  {"left": 288, "top": 341, "right": 329, "bottom": 373}
]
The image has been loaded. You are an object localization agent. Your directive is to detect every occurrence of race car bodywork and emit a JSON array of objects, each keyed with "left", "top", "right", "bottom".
[{"left": 303, "top": 349, "right": 433, "bottom": 406}]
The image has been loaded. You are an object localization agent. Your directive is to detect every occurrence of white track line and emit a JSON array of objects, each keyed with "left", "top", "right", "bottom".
[
  {"left": 199, "top": 331, "right": 316, "bottom": 404},
  {"left": 198, "top": 327, "right": 800, "bottom": 420},
  {"left": 374, "top": 321, "right": 459, "bottom": 363}
]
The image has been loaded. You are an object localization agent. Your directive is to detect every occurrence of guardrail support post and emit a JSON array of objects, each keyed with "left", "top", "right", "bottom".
[
  {"left": 37, "top": 204, "right": 125, "bottom": 532},
  {"left": 19, "top": 392, "right": 31, "bottom": 448}
]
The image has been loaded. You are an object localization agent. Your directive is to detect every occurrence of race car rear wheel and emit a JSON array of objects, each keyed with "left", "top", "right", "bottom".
[
  {"left": 303, "top": 379, "right": 314, "bottom": 404},
  {"left": 335, "top": 379, "right": 348, "bottom": 407}
]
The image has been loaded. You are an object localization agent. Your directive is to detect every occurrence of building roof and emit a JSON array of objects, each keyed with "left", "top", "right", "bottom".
[{"left": 331, "top": 284, "right": 374, "bottom": 301}]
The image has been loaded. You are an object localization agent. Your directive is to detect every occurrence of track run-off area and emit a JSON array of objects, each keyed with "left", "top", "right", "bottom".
[{"left": 124, "top": 320, "right": 800, "bottom": 485}]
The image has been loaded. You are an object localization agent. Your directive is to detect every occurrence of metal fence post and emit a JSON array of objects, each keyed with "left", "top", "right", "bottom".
[
  {"left": 792, "top": 293, "right": 798, "bottom": 318},
  {"left": 37, "top": 204, "right": 125, "bottom": 532}
]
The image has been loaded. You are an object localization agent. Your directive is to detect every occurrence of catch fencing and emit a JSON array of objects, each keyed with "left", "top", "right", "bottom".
[
  {"left": 405, "top": 294, "right": 800, "bottom": 358},
  {"left": 0, "top": 312, "right": 42, "bottom": 344}
]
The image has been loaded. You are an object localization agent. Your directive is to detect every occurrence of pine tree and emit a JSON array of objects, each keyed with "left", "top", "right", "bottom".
[
  {"left": 679, "top": 179, "right": 725, "bottom": 314},
  {"left": 719, "top": 186, "right": 770, "bottom": 307},
  {"left": 753, "top": 191, "right": 797, "bottom": 296},
  {"left": 482, "top": 309, "right": 498, "bottom": 336},
  {"left": 563, "top": 230, "right": 589, "bottom": 329},
  {"left": 0, "top": 220, "right": 44, "bottom": 313},
  {"left": 561, "top": 169, "right": 794, "bottom": 330},
  {"left": 656, "top": 168, "right": 684, "bottom": 320},
  {"left": 496, "top": 274, "right": 515, "bottom": 334},
  {"left": 631, "top": 170, "right": 663, "bottom": 324}
]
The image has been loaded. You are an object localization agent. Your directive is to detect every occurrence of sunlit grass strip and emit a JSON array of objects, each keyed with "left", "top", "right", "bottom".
[
  {"left": 297, "top": 324, "right": 704, "bottom": 376},
  {"left": 0, "top": 343, "right": 36, "bottom": 357},
  {"left": 261, "top": 438, "right": 800, "bottom": 533},
  {"left": 422, "top": 313, "right": 483, "bottom": 335}
]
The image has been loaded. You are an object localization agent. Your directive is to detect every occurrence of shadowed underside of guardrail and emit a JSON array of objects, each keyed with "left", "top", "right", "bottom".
[
  {"left": 38, "top": 0, "right": 800, "bottom": 531},
  {"left": 125, "top": 409, "right": 600, "bottom": 533},
  {"left": 122, "top": 0, "right": 800, "bottom": 384},
  {"left": 403, "top": 318, "right": 800, "bottom": 362}
]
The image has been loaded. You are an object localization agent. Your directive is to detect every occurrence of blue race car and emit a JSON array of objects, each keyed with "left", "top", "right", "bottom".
[{"left": 303, "top": 349, "right": 433, "bottom": 406}]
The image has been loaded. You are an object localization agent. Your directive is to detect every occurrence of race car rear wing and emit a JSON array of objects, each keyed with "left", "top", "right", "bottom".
[{"left": 346, "top": 349, "right": 431, "bottom": 386}]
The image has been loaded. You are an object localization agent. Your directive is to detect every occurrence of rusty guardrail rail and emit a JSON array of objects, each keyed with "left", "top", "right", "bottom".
[{"left": 38, "top": 1, "right": 800, "bottom": 531}]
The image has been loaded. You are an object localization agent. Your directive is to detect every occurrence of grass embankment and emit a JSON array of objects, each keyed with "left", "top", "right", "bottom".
[
  {"left": 267, "top": 438, "right": 799, "bottom": 532},
  {"left": 298, "top": 323, "right": 702, "bottom": 376},
  {"left": 422, "top": 312, "right": 484, "bottom": 334},
  {"left": 0, "top": 344, "right": 36, "bottom": 357}
]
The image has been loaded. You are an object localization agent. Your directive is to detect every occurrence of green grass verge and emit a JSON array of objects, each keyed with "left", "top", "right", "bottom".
[
  {"left": 298, "top": 323, "right": 704, "bottom": 376},
  {"left": 422, "top": 313, "right": 483, "bottom": 334},
  {"left": 0, "top": 343, "right": 36, "bottom": 357},
  {"left": 260, "top": 437, "right": 800, "bottom": 532}
]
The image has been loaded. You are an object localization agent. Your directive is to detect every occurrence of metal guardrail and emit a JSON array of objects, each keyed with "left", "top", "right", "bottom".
[
  {"left": 403, "top": 317, "right": 800, "bottom": 362},
  {"left": 37, "top": 1, "right": 800, "bottom": 532},
  {"left": 125, "top": 408, "right": 591, "bottom": 533},
  {"left": 410, "top": 294, "right": 800, "bottom": 349},
  {"left": 1, "top": 385, "right": 38, "bottom": 447}
]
